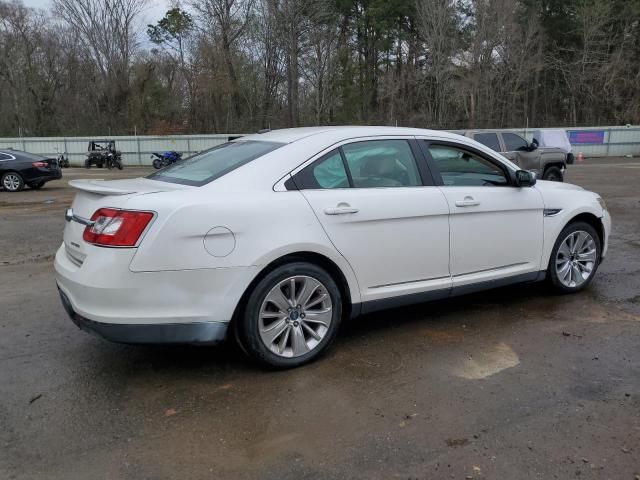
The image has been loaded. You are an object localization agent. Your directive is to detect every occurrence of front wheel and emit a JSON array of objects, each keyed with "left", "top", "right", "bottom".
[
  {"left": 236, "top": 262, "right": 343, "bottom": 368},
  {"left": 548, "top": 222, "right": 601, "bottom": 293},
  {"left": 152, "top": 159, "right": 162, "bottom": 169}
]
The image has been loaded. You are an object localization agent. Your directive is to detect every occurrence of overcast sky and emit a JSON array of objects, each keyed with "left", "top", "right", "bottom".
[{"left": 21, "top": 0, "right": 172, "bottom": 25}]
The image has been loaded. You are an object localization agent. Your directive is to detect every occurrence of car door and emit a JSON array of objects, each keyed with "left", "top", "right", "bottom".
[
  {"left": 500, "top": 132, "right": 542, "bottom": 174},
  {"left": 419, "top": 140, "right": 544, "bottom": 292},
  {"left": 293, "top": 138, "right": 451, "bottom": 305}
]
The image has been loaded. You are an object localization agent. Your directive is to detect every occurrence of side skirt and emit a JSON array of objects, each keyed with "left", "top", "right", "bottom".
[{"left": 354, "top": 270, "right": 546, "bottom": 317}]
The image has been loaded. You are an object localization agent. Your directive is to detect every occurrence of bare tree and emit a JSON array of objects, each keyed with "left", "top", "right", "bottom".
[
  {"left": 53, "top": 0, "right": 149, "bottom": 128},
  {"left": 416, "top": 0, "right": 458, "bottom": 127},
  {"left": 191, "top": 0, "right": 254, "bottom": 124}
]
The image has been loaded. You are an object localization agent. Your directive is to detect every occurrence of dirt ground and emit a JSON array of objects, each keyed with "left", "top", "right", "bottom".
[{"left": 1, "top": 160, "right": 639, "bottom": 480}]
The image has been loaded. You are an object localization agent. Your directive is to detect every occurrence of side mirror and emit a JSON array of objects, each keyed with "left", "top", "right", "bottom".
[
  {"left": 529, "top": 139, "right": 539, "bottom": 151},
  {"left": 515, "top": 169, "right": 536, "bottom": 187}
]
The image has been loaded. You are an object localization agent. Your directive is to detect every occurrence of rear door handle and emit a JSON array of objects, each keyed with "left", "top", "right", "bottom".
[
  {"left": 455, "top": 196, "right": 480, "bottom": 207},
  {"left": 324, "top": 203, "right": 359, "bottom": 215}
]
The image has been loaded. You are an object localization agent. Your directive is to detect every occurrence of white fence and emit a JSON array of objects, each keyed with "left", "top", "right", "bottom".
[
  {"left": 0, "top": 126, "right": 638, "bottom": 165},
  {"left": 0, "top": 134, "right": 241, "bottom": 166}
]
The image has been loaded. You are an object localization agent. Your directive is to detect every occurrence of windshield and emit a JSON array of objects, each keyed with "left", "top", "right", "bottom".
[{"left": 147, "top": 140, "right": 285, "bottom": 186}]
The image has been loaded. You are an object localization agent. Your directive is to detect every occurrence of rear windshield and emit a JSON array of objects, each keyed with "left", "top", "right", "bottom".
[
  {"left": 147, "top": 140, "right": 284, "bottom": 186},
  {"left": 11, "top": 150, "right": 46, "bottom": 161}
]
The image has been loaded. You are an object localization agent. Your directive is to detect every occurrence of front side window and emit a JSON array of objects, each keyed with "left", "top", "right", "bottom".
[
  {"left": 502, "top": 133, "right": 529, "bottom": 152},
  {"left": 341, "top": 140, "right": 421, "bottom": 188},
  {"left": 428, "top": 145, "right": 509, "bottom": 187},
  {"left": 148, "top": 140, "right": 284, "bottom": 186},
  {"left": 473, "top": 133, "right": 501, "bottom": 152}
]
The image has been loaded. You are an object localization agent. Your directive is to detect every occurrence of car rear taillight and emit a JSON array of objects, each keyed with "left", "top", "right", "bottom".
[
  {"left": 83, "top": 208, "right": 154, "bottom": 247},
  {"left": 32, "top": 161, "right": 48, "bottom": 167}
]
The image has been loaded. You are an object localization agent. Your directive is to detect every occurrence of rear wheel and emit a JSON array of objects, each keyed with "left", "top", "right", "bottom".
[
  {"left": 543, "top": 166, "right": 563, "bottom": 181},
  {"left": 236, "top": 262, "right": 343, "bottom": 368},
  {"left": 2, "top": 172, "right": 25, "bottom": 192},
  {"left": 548, "top": 221, "right": 601, "bottom": 293},
  {"left": 152, "top": 159, "right": 162, "bottom": 169}
]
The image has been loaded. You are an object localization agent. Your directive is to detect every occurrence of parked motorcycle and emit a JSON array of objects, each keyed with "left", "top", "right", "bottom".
[
  {"left": 151, "top": 151, "right": 182, "bottom": 169},
  {"left": 56, "top": 153, "right": 70, "bottom": 168},
  {"left": 105, "top": 151, "right": 123, "bottom": 170}
]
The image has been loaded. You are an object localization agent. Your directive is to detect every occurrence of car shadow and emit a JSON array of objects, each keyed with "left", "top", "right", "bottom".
[{"left": 81, "top": 280, "right": 562, "bottom": 376}]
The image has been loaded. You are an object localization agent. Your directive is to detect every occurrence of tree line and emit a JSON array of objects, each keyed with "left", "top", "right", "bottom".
[{"left": 1, "top": 0, "right": 639, "bottom": 137}]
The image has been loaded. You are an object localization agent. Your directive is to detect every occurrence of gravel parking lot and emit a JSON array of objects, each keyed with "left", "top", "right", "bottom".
[{"left": 1, "top": 160, "right": 639, "bottom": 480}]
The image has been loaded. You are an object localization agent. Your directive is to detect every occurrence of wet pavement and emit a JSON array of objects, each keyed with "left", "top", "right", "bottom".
[{"left": 1, "top": 161, "right": 639, "bottom": 479}]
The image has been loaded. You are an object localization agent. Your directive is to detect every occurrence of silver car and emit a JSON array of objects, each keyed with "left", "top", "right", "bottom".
[{"left": 461, "top": 130, "right": 569, "bottom": 181}]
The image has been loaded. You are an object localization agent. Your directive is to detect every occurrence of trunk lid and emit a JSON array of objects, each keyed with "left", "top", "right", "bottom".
[{"left": 63, "top": 177, "right": 188, "bottom": 265}]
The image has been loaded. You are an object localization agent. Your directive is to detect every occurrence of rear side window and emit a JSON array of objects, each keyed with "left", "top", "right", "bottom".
[
  {"left": 294, "top": 139, "right": 422, "bottom": 189},
  {"left": 292, "top": 149, "right": 349, "bottom": 189},
  {"left": 148, "top": 140, "right": 284, "bottom": 186},
  {"left": 473, "top": 133, "right": 501, "bottom": 152},
  {"left": 312, "top": 150, "right": 349, "bottom": 188},
  {"left": 342, "top": 140, "right": 421, "bottom": 188},
  {"left": 0, "top": 153, "right": 11, "bottom": 160},
  {"left": 502, "top": 133, "right": 529, "bottom": 151}
]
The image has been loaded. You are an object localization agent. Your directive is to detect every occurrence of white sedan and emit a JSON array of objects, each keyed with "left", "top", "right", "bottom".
[{"left": 55, "top": 127, "right": 611, "bottom": 367}]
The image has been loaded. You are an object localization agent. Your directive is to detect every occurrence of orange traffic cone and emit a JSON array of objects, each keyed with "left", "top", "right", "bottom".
[{"left": 577, "top": 152, "right": 584, "bottom": 163}]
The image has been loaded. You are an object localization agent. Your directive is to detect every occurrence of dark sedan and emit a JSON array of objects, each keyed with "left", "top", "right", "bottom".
[{"left": 0, "top": 149, "right": 62, "bottom": 192}]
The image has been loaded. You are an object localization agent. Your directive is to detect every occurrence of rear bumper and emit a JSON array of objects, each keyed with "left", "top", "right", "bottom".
[
  {"left": 24, "top": 168, "right": 62, "bottom": 183},
  {"left": 54, "top": 242, "right": 258, "bottom": 344},
  {"left": 58, "top": 288, "right": 227, "bottom": 344}
]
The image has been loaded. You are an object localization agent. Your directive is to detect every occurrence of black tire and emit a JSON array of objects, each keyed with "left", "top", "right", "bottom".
[
  {"left": 566, "top": 153, "right": 574, "bottom": 165},
  {"left": 84, "top": 159, "right": 90, "bottom": 169},
  {"left": 28, "top": 181, "right": 45, "bottom": 190},
  {"left": 547, "top": 221, "right": 601, "bottom": 294},
  {"left": 97, "top": 162, "right": 104, "bottom": 168},
  {"left": 1, "top": 172, "right": 25, "bottom": 192},
  {"left": 152, "top": 159, "right": 162, "bottom": 169},
  {"left": 116, "top": 160, "right": 123, "bottom": 170},
  {"left": 236, "top": 261, "right": 343, "bottom": 368},
  {"left": 543, "top": 166, "right": 563, "bottom": 181}
]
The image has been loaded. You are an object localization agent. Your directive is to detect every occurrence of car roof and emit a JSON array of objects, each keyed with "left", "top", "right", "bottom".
[
  {"left": 464, "top": 129, "right": 524, "bottom": 135},
  {"left": 238, "top": 126, "right": 465, "bottom": 144},
  {"left": 0, "top": 149, "right": 46, "bottom": 160}
]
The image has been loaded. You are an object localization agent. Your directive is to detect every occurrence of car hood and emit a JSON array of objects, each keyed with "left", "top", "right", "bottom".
[{"left": 535, "top": 180, "right": 584, "bottom": 192}]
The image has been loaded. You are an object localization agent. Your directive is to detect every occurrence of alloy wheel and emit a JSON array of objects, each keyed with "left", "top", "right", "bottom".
[
  {"left": 555, "top": 230, "right": 597, "bottom": 288},
  {"left": 3, "top": 173, "right": 21, "bottom": 191},
  {"left": 258, "top": 275, "right": 333, "bottom": 358}
]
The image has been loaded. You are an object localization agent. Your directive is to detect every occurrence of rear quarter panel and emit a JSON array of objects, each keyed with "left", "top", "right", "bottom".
[{"left": 128, "top": 189, "right": 362, "bottom": 303}]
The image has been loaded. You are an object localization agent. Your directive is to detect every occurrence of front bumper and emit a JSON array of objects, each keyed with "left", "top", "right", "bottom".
[
  {"left": 58, "top": 288, "right": 227, "bottom": 344},
  {"left": 601, "top": 209, "right": 612, "bottom": 258}
]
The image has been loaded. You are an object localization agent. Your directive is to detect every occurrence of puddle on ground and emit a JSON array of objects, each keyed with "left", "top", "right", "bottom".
[{"left": 450, "top": 342, "right": 520, "bottom": 380}]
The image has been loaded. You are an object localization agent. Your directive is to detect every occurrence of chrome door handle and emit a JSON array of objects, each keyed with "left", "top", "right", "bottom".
[
  {"left": 455, "top": 196, "right": 480, "bottom": 207},
  {"left": 324, "top": 203, "right": 359, "bottom": 215}
]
